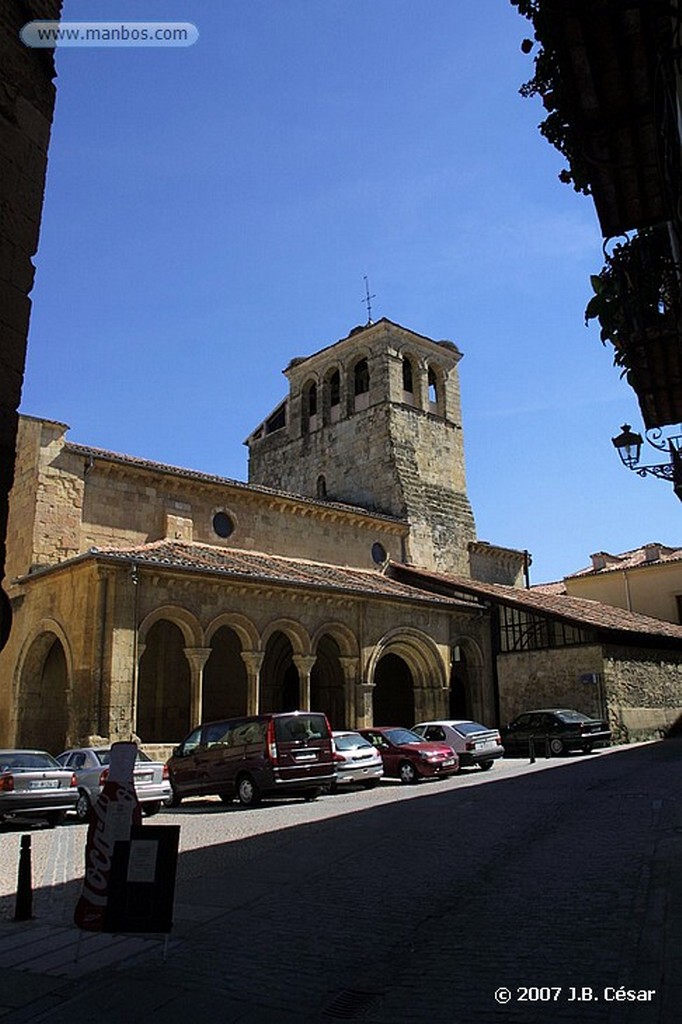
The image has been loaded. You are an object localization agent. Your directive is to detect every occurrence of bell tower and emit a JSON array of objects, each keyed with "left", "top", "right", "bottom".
[{"left": 246, "top": 319, "right": 477, "bottom": 574}]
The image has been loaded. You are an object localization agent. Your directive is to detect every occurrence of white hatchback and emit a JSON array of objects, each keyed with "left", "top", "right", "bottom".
[{"left": 412, "top": 720, "right": 504, "bottom": 771}]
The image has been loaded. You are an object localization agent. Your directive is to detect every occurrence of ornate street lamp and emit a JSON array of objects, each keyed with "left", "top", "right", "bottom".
[{"left": 612, "top": 423, "right": 682, "bottom": 501}]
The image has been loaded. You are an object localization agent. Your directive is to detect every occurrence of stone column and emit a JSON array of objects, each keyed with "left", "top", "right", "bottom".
[
  {"left": 292, "top": 655, "right": 317, "bottom": 710},
  {"left": 240, "top": 651, "right": 264, "bottom": 716},
  {"left": 338, "top": 656, "right": 360, "bottom": 728},
  {"left": 415, "top": 361, "right": 429, "bottom": 412},
  {"left": 183, "top": 648, "right": 212, "bottom": 726},
  {"left": 355, "top": 683, "right": 375, "bottom": 729}
]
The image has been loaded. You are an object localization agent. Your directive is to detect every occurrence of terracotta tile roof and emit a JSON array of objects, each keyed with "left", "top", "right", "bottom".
[
  {"left": 65, "top": 441, "right": 405, "bottom": 528},
  {"left": 389, "top": 563, "right": 682, "bottom": 642},
  {"left": 531, "top": 581, "right": 567, "bottom": 596},
  {"left": 567, "top": 543, "right": 682, "bottom": 578},
  {"left": 77, "top": 540, "right": 478, "bottom": 609}
]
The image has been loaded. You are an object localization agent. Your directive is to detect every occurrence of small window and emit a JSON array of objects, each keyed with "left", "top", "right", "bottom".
[
  {"left": 402, "top": 357, "right": 414, "bottom": 393},
  {"left": 266, "top": 404, "right": 286, "bottom": 434},
  {"left": 354, "top": 358, "right": 370, "bottom": 396},
  {"left": 305, "top": 381, "right": 317, "bottom": 417},
  {"left": 428, "top": 367, "right": 438, "bottom": 405},
  {"left": 212, "top": 511, "right": 234, "bottom": 539},
  {"left": 317, "top": 475, "right": 327, "bottom": 498},
  {"left": 329, "top": 369, "right": 340, "bottom": 407},
  {"left": 372, "top": 541, "right": 387, "bottom": 565}
]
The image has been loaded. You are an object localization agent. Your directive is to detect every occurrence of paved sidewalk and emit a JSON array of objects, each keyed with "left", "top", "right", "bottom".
[{"left": 1, "top": 741, "right": 680, "bottom": 1023}]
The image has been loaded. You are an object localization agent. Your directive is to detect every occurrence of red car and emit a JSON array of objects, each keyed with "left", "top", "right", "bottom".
[{"left": 360, "top": 727, "right": 459, "bottom": 784}]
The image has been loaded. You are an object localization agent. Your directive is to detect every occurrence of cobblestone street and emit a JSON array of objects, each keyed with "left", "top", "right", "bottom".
[{"left": 1, "top": 741, "right": 680, "bottom": 1023}]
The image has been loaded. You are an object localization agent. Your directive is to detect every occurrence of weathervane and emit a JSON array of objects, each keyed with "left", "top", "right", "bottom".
[{"left": 362, "top": 275, "right": 376, "bottom": 325}]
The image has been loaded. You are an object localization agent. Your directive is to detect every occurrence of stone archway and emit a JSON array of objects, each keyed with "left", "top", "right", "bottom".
[
  {"left": 449, "top": 637, "right": 486, "bottom": 723},
  {"left": 203, "top": 625, "right": 247, "bottom": 722},
  {"left": 16, "top": 633, "right": 69, "bottom": 752},
  {"left": 449, "top": 646, "right": 469, "bottom": 718},
  {"left": 373, "top": 653, "right": 415, "bottom": 726},
  {"left": 368, "top": 628, "right": 447, "bottom": 726},
  {"left": 311, "top": 634, "right": 346, "bottom": 728},
  {"left": 261, "top": 631, "right": 299, "bottom": 712},
  {"left": 137, "top": 620, "right": 191, "bottom": 742}
]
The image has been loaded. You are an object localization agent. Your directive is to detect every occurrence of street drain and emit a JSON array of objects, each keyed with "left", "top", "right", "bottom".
[{"left": 323, "top": 989, "right": 383, "bottom": 1019}]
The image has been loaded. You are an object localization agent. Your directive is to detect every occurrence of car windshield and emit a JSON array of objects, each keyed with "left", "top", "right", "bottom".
[
  {"left": 452, "top": 722, "right": 489, "bottom": 736},
  {"left": 334, "top": 733, "right": 373, "bottom": 751},
  {"left": 95, "top": 749, "right": 152, "bottom": 765},
  {"left": 555, "top": 710, "right": 591, "bottom": 723},
  {"left": 0, "top": 751, "right": 60, "bottom": 771},
  {"left": 384, "top": 728, "right": 423, "bottom": 745}
]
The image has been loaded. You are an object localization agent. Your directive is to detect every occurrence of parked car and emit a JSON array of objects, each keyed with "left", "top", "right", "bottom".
[
  {"left": 167, "top": 711, "right": 335, "bottom": 807},
  {"left": 56, "top": 746, "right": 172, "bottom": 821},
  {"left": 0, "top": 749, "right": 78, "bottom": 827},
  {"left": 359, "top": 727, "right": 459, "bottom": 783},
  {"left": 412, "top": 719, "right": 504, "bottom": 770},
  {"left": 331, "top": 730, "right": 384, "bottom": 789},
  {"left": 501, "top": 709, "right": 612, "bottom": 757}
]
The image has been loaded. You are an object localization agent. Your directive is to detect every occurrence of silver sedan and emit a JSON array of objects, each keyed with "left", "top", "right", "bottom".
[
  {"left": 56, "top": 746, "right": 172, "bottom": 820},
  {"left": 332, "top": 730, "right": 384, "bottom": 789},
  {"left": 0, "top": 749, "right": 79, "bottom": 827}
]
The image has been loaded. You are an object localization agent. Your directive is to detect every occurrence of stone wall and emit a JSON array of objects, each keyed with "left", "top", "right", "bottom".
[
  {"left": 602, "top": 643, "right": 682, "bottom": 741},
  {"left": 0, "top": 0, "right": 62, "bottom": 649},
  {"left": 6, "top": 416, "right": 409, "bottom": 578},
  {"left": 496, "top": 642, "right": 682, "bottom": 742},
  {"left": 497, "top": 644, "right": 606, "bottom": 726}
]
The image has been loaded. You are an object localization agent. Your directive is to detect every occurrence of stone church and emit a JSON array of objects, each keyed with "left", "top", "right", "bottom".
[{"left": 2, "top": 319, "right": 681, "bottom": 755}]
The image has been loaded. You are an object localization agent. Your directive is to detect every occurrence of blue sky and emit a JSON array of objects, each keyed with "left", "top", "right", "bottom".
[{"left": 21, "top": 0, "right": 677, "bottom": 583}]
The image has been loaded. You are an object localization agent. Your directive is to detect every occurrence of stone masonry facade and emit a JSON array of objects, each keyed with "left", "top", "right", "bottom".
[{"left": 247, "top": 320, "right": 477, "bottom": 575}]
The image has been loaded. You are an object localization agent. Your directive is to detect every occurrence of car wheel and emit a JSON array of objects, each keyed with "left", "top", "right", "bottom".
[
  {"left": 45, "top": 810, "right": 66, "bottom": 828},
  {"left": 165, "top": 785, "right": 182, "bottom": 808},
  {"left": 549, "top": 738, "right": 565, "bottom": 756},
  {"left": 399, "top": 761, "right": 417, "bottom": 784},
  {"left": 478, "top": 760, "right": 494, "bottom": 771},
  {"left": 142, "top": 801, "right": 161, "bottom": 817},
  {"left": 303, "top": 788, "right": 322, "bottom": 802},
  {"left": 75, "top": 790, "right": 91, "bottom": 822},
  {"left": 236, "top": 774, "right": 261, "bottom": 808}
]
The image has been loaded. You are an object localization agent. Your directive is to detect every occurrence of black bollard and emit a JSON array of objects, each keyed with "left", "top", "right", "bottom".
[
  {"left": 14, "top": 834, "right": 33, "bottom": 921},
  {"left": 528, "top": 737, "right": 535, "bottom": 763}
]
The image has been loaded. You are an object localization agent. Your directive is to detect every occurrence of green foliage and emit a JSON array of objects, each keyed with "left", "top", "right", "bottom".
[
  {"left": 510, "top": 0, "right": 592, "bottom": 194},
  {"left": 584, "top": 229, "right": 679, "bottom": 366}
]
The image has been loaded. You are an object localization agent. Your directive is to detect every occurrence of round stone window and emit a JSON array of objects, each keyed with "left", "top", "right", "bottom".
[
  {"left": 212, "top": 511, "right": 234, "bottom": 539},
  {"left": 371, "top": 541, "right": 387, "bottom": 566}
]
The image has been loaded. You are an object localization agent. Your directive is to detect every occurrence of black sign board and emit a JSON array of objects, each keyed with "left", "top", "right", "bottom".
[{"left": 103, "top": 824, "right": 180, "bottom": 934}]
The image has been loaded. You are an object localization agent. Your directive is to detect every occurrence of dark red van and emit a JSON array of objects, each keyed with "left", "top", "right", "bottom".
[{"left": 167, "top": 711, "right": 335, "bottom": 807}]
